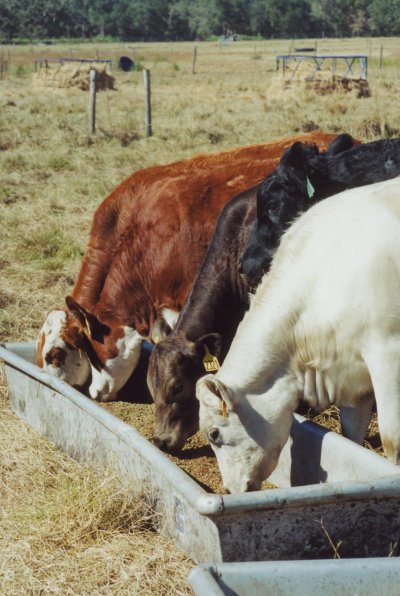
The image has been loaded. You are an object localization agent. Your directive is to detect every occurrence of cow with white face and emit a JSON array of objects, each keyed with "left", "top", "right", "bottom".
[
  {"left": 36, "top": 309, "right": 91, "bottom": 387},
  {"left": 197, "top": 177, "right": 400, "bottom": 494},
  {"left": 37, "top": 297, "right": 145, "bottom": 402}
]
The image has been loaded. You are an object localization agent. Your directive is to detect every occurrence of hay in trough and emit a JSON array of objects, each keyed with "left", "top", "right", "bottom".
[
  {"left": 102, "top": 401, "right": 276, "bottom": 494},
  {"left": 36, "top": 62, "right": 115, "bottom": 91}
]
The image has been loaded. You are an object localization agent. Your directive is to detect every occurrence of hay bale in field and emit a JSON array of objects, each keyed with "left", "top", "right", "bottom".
[
  {"left": 311, "top": 76, "right": 370, "bottom": 97},
  {"left": 36, "top": 62, "right": 115, "bottom": 91},
  {"left": 278, "top": 58, "right": 370, "bottom": 97},
  {"left": 273, "top": 70, "right": 370, "bottom": 98}
]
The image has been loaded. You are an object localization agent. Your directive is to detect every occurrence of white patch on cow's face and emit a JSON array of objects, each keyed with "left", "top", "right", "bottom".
[
  {"left": 88, "top": 326, "right": 142, "bottom": 402},
  {"left": 37, "top": 310, "right": 91, "bottom": 387},
  {"left": 196, "top": 374, "right": 296, "bottom": 493}
]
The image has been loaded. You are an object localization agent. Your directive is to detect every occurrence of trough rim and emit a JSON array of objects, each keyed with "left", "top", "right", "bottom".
[
  {"left": 2, "top": 341, "right": 400, "bottom": 518},
  {"left": 188, "top": 558, "right": 400, "bottom": 594}
]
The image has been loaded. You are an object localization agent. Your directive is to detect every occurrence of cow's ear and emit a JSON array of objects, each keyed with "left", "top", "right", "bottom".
[
  {"left": 65, "top": 296, "right": 109, "bottom": 341},
  {"left": 195, "top": 333, "right": 222, "bottom": 359},
  {"left": 151, "top": 317, "right": 172, "bottom": 344},
  {"left": 326, "top": 133, "right": 354, "bottom": 156},
  {"left": 196, "top": 374, "right": 235, "bottom": 414},
  {"left": 278, "top": 142, "right": 311, "bottom": 180}
]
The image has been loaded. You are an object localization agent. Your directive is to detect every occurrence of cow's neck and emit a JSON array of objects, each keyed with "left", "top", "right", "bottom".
[{"left": 175, "top": 191, "right": 255, "bottom": 358}]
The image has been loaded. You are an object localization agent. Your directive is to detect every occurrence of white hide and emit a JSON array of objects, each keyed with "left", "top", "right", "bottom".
[
  {"left": 37, "top": 310, "right": 91, "bottom": 387},
  {"left": 88, "top": 326, "right": 143, "bottom": 401},
  {"left": 197, "top": 177, "right": 400, "bottom": 493}
]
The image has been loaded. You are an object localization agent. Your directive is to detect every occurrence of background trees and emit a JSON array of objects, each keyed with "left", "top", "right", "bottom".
[{"left": 0, "top": 0, "right": 399, "bottom": 41}]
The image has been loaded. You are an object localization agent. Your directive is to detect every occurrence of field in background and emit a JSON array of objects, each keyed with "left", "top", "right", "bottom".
[{"left": 1, "top": 38, "right": 399, "bottom": 593}]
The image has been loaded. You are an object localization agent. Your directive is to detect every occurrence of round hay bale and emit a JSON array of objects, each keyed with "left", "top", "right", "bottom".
[
  {"left": 35, "top": 62, "right": 115, "bottom": 91},
  {"left": 118, "top": 56, "right": 134, "bottom": 72}
]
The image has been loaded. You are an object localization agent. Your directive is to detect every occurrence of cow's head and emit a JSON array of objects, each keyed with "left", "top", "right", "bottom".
[
  {"left": 37, "top": 298, "right": 143, "bottom": 402},
  {"left": 196, "top": 374, "right": 296, "bottom": 493},
  {"left": 239, "top": 141, "right": 315, "bottom": 288},
  {"left": 63, "top": 296, "right": 143, "bottom": 402},
  {"left": 36, "top": 309, "right": 92, "bottom": 388},
  {"left": 147, "top": 332, "right": 222, "bottom": 452}
]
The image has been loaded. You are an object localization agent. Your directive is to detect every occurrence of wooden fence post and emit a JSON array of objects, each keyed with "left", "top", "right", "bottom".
[
  {"left": 143, "top": 69, "right": 152, "bottom": 137},
  {"left": 379, "top": 45, "right": 383, "bottom": 69},
  {"left": 88, "top": 69, "right": 96, "bottom": 135},
  {"left": 192, "top": 46, "right": 197, "bottom": 74}
]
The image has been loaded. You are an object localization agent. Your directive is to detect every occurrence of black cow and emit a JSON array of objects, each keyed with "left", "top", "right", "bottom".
[{"left": 240, "top": 135, "right": 400, "bottom": 287}]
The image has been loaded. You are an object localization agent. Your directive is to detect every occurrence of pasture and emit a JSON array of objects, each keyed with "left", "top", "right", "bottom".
[{"left": 1, "top": 37, "right": 399, "bottom": 593}]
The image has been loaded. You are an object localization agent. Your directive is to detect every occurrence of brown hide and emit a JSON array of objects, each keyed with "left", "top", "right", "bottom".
[{"left": 72, "top": 132, "right": 338, "bottom": 338}]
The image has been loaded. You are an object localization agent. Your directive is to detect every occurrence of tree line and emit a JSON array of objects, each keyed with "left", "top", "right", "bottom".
[{"left": 0, "top": 0, "right": 398, "bottom": 42}]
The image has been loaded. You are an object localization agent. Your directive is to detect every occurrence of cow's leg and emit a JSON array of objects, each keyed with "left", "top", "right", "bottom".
[
  {"left": 339, "top": 393, "right": 374, "bottom": 444},
  {"left": 363, "top": 342, "right": 400, "bottom": 464}
]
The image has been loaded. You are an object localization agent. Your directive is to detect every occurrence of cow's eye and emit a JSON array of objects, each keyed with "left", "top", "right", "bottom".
[
  {"left": 172, "top": 384, "right": 183, "bottom": 397},
  {"left": 208, "top": 427, "right": 221, "bottom": 444}
]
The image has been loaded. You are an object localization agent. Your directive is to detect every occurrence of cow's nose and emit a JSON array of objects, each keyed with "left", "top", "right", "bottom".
[{"left": 154, "top": 436, "right": 169, "bottom": 451}]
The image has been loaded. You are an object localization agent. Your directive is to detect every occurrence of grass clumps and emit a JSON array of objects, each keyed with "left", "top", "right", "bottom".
[{"left": 16, "top": 225, "right": 83, "bottom": 270}]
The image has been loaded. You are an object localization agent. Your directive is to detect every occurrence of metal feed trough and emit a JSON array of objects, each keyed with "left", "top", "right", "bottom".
[
  {"left": 189, "top": 559, "right": 400, "bottom": 595},
  {"left": 276, "top": 54, "right": 368, "bottom": 81},
  {"left": 1, "top": 341, "right": 400, "bottom": 563}
]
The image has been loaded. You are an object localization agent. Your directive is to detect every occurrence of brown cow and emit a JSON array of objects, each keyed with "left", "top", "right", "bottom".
[{"left": 38, "top": 136, "right": 329, "bottom": 399}]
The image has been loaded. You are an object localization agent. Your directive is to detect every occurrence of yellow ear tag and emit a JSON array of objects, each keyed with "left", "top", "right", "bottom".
[
  {"left": 154, "top": 335, "right": 160, "bottom": 344},
  {"left": 83, "top": 314, "right": 92, "bottom": 339},
  {"left": 203, "top": 346, "right": 220, "bottom": 373},
  {"left": 221, "top": 400, "right": 228, "bottom": 418}
]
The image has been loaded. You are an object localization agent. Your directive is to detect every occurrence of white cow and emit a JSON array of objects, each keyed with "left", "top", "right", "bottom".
[{"left": 196, "top": 177, "right": 400, "bottom": 493}]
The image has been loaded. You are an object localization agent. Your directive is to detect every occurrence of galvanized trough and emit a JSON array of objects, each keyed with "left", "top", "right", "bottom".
[
  {"left": 189, "top": 558, "right": 400, "bottom": 596},
  {"left": 2, "top": 341, "right": 400, "bottom": 563}
]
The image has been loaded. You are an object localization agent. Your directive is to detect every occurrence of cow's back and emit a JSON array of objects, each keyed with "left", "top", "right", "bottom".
[
  {"left": 76, "top": 132, "right": 338, "bottom": 330},
  {"left": 72, "top": 132, "right": 337, "bottom": 310}
]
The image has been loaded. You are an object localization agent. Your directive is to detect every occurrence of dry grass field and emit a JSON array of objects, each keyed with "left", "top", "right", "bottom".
[{"left": 1, "top": 37, "right": 400, "bottom": 593}]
